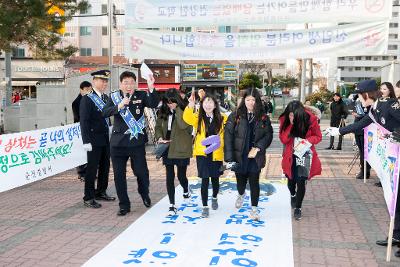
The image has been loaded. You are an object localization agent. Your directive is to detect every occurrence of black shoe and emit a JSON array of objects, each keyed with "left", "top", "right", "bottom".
[
  {"left": 374, "top": 182, "right": 382, "bottom": 187},
  {"left": 141, "top": 195, "right": 151, "bottom": 207},
  {"left": 335, "top": 147, "right": 342, "bottom": 150},
  {"left": 117, "top": 208, "right": 131, "bottom": 216},
  {"left": 84, "top": 199, "right": 102, "bottom": 208},
  {"left": 95, "top": 192, "right": 116, "bottom": 201},
  {"left": 290, "top": 195, "right": 296, "bottom": 209},
  {"left": 78, "top": 176, "right": 85, "bottom": 182},
  {"left": 395, "top": 249, "right": 400, "bottom": 258},
  {"left": 356, "top": 172, "right": 363, "bottom": 179},
  {"left": 325, "top": 146, "right": 333, "bottom": 150},
  {"left": 375, "top": 237, "right": 400, "bottom": 246},
  {"left": 294, "top": 208, "right": 302, "bottom": 220}
]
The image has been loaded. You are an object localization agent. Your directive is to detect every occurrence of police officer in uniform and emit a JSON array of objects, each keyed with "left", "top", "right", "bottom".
[
  {"left": 80, "top": 70, "right": 115, "bottom": 209},
  {"left": 326, "top": 79, "right": 400, "bottom": 255},
  {"left": 103, "top": 71, "right": 159, "bottom": 216}
]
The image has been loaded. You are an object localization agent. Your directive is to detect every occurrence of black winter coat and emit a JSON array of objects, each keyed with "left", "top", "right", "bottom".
[
  {"left": 330, "top": 99, "right": 348, "bottom": 127},
  {"left": 224, "top": 112, "right": 273, "bottom": 170}
]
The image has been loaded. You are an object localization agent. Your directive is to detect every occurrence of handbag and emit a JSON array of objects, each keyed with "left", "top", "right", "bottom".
[
  {"left": 295, "top": 150, "right": 312, "bottom": 178},
  {"left": 154, "top": 143, "right": 169, "bottom": 160}
]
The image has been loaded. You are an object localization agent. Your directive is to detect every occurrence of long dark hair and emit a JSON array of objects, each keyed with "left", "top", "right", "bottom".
[
  {"left": 197, "top": 94, "right": 223, "bottom": 135},
  {"left": 380, "top": 82, "right": 396, "bottom": 99},
  {"left": 279, "top": 100, "right": 310, "bottom": 139},
  {"left": 157, "top": 88, "right": 185, "bottom": 120},
  {"left": 236, "top": 88, "right": 264, "bottom": 121}
]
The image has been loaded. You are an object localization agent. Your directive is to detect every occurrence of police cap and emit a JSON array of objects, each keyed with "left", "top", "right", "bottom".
[{"left": 354, "top": 79, "right": 377, "bottom": 94}]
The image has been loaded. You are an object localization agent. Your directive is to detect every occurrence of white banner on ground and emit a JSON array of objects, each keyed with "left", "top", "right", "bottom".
[
  {"left": 124, "top": 21, "right": 388, "bottom": 60},
  {"left": 83, "top": 182, "right": 294, "bottom": 267},
  {"left": 0, "top": 123, "right": 86, "bottom": 193},
  {"left": 364, "top": 123, "right": 400, "bottom": 217},
  {"left": 125, "top": 0, "right": 392, "bottom": 27}
]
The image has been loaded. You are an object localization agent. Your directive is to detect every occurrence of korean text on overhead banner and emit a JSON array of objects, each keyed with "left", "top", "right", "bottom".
[
  {"left": 124, "top": 21, "right": 388, "bottom": 60},
  {"left": 0, "top": 123, "right": 86, "bottom": 193},
  {"left": 125, "top": 0, "right": 392, "bottom": 27},
  {"left": 364, "top": 123, "right": 400, "bottom": 217}
]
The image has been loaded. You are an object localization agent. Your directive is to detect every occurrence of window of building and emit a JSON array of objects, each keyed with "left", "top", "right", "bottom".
[
  {"left": 389, "top": 34, "right": 398, "bottom": 39},
  {"left": 339, "top": 67, "right": 344, "bottom": 70},
  {"left": 395, "top": 56, "right": 398, "bottom": 60},
  {"left": 365, "top": 56, "right": 372, "bottom": 60},
  {"left": 338, "top": 57, "right": 345, "bottom": 60},
  {"left": 388, "top": 44, "right": 398, "bottom": 50},
  {"left": 171, "top": 27, "right": 185, "bottom": 31},
  {"left": 393, "top": 12, "right": 399, "bottom": 17},
  {"left": 80, "top": 6, "right": 91, "bottom": 14},
  {"left": 373, "top": 57, "right": 379, "bottom": 60},
  {"left": 348, "top": 67, "right": 353, "bottom": 71},
  {"left": 355, "top": 67, "right": 361, "bottom": 71},
  {"left": 355, "top": 56, "right": 362, "bottom": 60},
  {"left": 394, "top": 0, "right": 399, "bottom": 5},
  {"left": 80, "top": 48, "right": 92, "bottom": 56},
  {"left": 348, "top": 57, "right": 353, "bottom": 61},
  {"left": 373, "top": 68, "right": 379, "bottom": 71},
  {"left": 185, "top": 27, "right": 191, "bottom": 32},
  {"left": 390, "top": 23, "right": 398, "bottom": 28},
  {"left": 12, "top": 48, "right": 25, "bottom": 58},
  {"left": 102, "top": 26, "right": 108, "bottom": 36},
  {"left": 102, "top": 48, "right": 108, "bottom": 56},
  {"left": 63, "top": 32, "right": 75, "bottom": 37},
  {"left": 80, "top": 26, "right": 92, "bottom": 36},
  {"left": 145, "top": 28, "right": 160, "bottom": 30},
  {"left": 218, "top": 26, "right": 231, "bottom": 33},
  {"left": 101, "top": 4, "right": 107, "bottom": 14},
  {"left": 382, "top": 56, "right": 389, "bottom": 60},
  {"left": 365, "top": 67, "right": 371, "bottom": 71}
]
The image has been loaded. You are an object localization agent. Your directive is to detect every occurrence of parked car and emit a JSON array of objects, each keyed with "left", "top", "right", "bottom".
[{"left": 271, "top": 88, "right": 283, "bottom": 97}]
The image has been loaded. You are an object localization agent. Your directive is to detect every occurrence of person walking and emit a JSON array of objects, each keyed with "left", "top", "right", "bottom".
[
  {"left": 72, "top": 81, "right": 92, "bottom": 181},
  {"left": 103, "top": 71, "right": 159, "bottom": 216},
  {"left": 279, "top": 100, "right": 322, "bottom": 220},
  {"left": 155, "top": 89, "right": 193, "bottom": 215},
  {"left": 183, "top": 93, "right": 227, "bottom": 218},
  {"left": 224, "top": 88, "right": 273, "bottom": 221},
  {"left": 326, "top": 93, "right": 348, "bottom": 150},
  {"left": 79, "top": 70, "right": 115, "bottom": 209}
]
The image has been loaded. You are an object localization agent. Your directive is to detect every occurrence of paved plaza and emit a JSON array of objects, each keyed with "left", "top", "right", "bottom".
[{"left": 0, "top": 122, "right": 399, "bottom": 266}]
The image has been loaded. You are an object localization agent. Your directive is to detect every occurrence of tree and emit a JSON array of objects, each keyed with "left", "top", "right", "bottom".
[
  {"left": 238, "top": 73, "right": 262, "bottom": 90},
  {"left": 239, "top": 61, "right": 273, "bottom": 85},
  {"left": 0, "top": 0, "right": 88, "bottom": 59}
]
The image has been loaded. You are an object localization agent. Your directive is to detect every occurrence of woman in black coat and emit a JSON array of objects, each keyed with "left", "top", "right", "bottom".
[
  {"left": 224, "top": 88, "right": 273, "bottom": 221},
  {"left": 327, "top": 93, "right": 348, "bottom": 150}
]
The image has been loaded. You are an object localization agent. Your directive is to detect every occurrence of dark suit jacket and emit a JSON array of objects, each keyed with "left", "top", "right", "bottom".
[
  {"left": 79, "top": 93, "right": 110, "bottom": 146},
  {"left": 103, "top": 90, "right": 159, "bottom": 148},
  {"left": 72, "top": 94, "right": 82, "bottom": 123}
]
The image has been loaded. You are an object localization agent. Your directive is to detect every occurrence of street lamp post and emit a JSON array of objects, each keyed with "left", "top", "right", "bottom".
[{"left": 108, "top": 0, "right": 113, "bottom": 91}]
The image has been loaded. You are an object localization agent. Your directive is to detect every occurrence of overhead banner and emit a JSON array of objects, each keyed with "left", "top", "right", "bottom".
[
  {"left": 125, "top": 0, "right": 392, "bottom": 27},
  {"left": 83, "top": 182, "right": 293, "bottom": 267},
  {"left": 0, "top": 123, "right": 86, "bottom": 193},
  {"left": 124, "top": 21, "right": 388, "bottom": 60},
  {"left": 364, "top": 123, "right": 400, "bottom": 217}
]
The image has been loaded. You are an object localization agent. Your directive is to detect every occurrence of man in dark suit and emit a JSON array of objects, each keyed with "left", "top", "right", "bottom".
[
  {"left": 103, "top": 71, "right": 159, "bottom": 216},
  {"left": 80, "top": 70, "right": 115, "bottom": 209},
  {"left": 72, "top": 81, "right": 92, "bottom": 181}
]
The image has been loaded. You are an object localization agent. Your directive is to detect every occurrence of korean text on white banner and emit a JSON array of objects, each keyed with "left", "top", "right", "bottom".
[
  {"left": 125, "top": 0, "right": 392, "bottom": 27},
  {"left": 124, "top": 21, "right": 388, "bottom": 60},
  {"left": 364, "top": 123, "right": 400, "bottom": 217},
  {"left": 0, "top": 123, "right": 86, "bottom": 193}
]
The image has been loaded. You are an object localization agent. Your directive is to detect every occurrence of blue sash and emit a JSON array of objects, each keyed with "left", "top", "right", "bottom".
[
  {"left": 111, "top": 91, "right": 146, "bottom": 140},
  {"left": 87, "top": 92, "right": 110, "bottom": 127}
]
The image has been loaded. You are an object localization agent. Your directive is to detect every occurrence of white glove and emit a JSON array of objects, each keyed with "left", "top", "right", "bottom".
[
  {"left": 225, "top": 162, "right": 237, "bottom": 170},
  {"left": 83, "top": 143, "right": 92, "bottom": 152},
  {"left": 325, "top": 127, "right": 340, "bottom": 136}
]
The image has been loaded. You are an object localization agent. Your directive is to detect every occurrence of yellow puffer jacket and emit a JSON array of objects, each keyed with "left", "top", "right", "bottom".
[{"left": 183, "top": 106, "right": 227, "bottom": 161}]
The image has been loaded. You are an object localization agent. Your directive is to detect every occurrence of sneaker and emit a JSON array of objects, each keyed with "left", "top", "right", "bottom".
[
  {"left": 235, "top": 193, "right": 245, "bottom": 209},
  {"left": 201, "top": 207, "right": 209, "bottom": 218},
  {"left": 211, "top": 197, "right": 218, "bottom": 210},
  {"left": 294, "top": 208, "right": 302, "bottom": 220},
  {"left": 290, "top": 195, "right": 296, "bottom": 209},
  {"left": 183, "top": 190, "right": 191, "bottom": 200},
  {"left": 168, "top": 206, "right": 177, "bottom": 216},
  {"left": 249, "top": 207, "right": 260, "bottom": 221}
]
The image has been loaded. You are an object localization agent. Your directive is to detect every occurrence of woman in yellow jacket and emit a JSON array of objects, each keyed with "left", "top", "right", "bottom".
[{"left": 183, "top": 92, "right": 227, "bottom": 218}]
